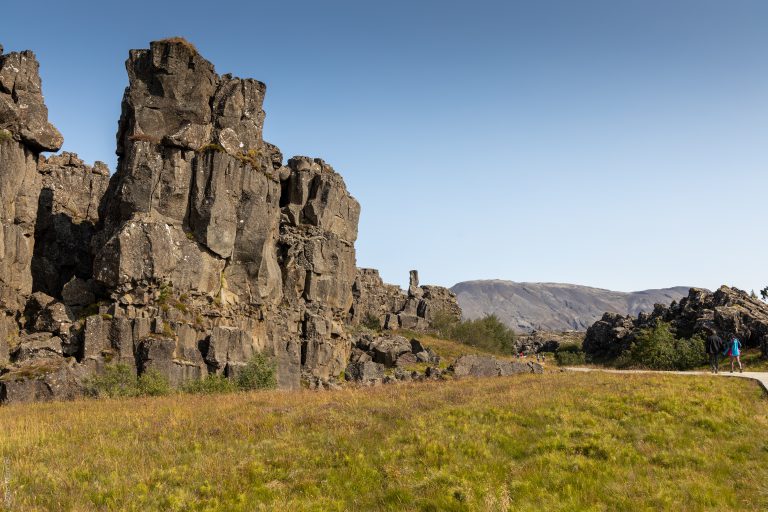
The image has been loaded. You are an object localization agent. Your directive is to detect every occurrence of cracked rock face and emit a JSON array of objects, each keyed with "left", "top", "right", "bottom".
[
  {"left": 0, "top": 48, "right": 64, "bottom": 369},
  {"left": 0, "top": 40, "right": 462, "bottom": 402},
  {"left": 349, "top": 268, "right": 461, "bottom": 331},
  {"left": 88, "top": 40, "right": 362, "bottom": 389},
  {"left": 0, "top": 50, "right": 63, "bottom": 152}
]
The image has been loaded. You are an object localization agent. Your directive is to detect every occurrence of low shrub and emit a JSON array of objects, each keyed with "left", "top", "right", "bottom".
[
  {"left": 85, "top": 365, "right": 171, "bottom": 398},
  {"left": 136, "top": 369, "right": 172, "bottom": 396},
  {"left": 361, "top": 313, "right": 382, "bottom": 331},
  {"left": 616, "top": 321, "right": 707, "bottom": 371},
  {"left": 555, "top": 350, "right": 586, "bottom": 366},
  {"left": 84, "top": 364, "right": 140, "bottom": 398},
  {"left": 0, "top": 129, "right": 12, "bottom": 142},
  {"left": 434, "top": 314, "right": 516, "bottom": 356},
  {"left": 198, "top": 143, "right": 225, "bottom": 153},
  {"left": 157, "top": 36, "right": 198, "bottom": 54},
  {"left": 236, "top": 354, "right": 277, "bottom": 390}
]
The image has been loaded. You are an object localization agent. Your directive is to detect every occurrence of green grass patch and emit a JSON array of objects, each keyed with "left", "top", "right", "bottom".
[
  {"left": 197, "top": 143, "right": 225, "bottom": 153},
  {"left": 0, "top": 372, "right": 765, "bottom": 510}
]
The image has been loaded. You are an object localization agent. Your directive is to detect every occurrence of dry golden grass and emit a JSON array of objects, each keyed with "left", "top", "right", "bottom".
[
  {"left": 399, "top": 331, "right": 517, "bottom": 365},
  {"left": 155, "top": 37, "right": 198, "bottom": 54},
  {"left": 0, "top": 371, "right": 766, "bottom": 511}
]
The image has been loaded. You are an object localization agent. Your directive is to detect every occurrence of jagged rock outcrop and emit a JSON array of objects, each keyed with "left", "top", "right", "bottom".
[
  {"left": 83, "top": 39, "right": 362, "bottom": 390},
  {"left": 0, "top": 40, "right": 466, "bottom": 403},
  {"left": 33, "top": 152, "right": 110, "bottom": 299},
  {"left": 345, "top": 333, "right": 441, "bottom": 385},
  {"left": 513, "top": 330, "right": 585, "bottom": 355},
  {"left": 584, "top": 286, "right": 768, "bottom": 361},
  {"left": 350, "top": 269, "right": 461, "bottom": 331},
  {"left": 0, "top": 48, "right": 64, "bottom": 368}
]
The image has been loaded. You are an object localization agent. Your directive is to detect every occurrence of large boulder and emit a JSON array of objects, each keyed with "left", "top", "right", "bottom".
[
  {"left": 367, "top": 335, "right": 413, "bottom": 367},
  {"left": 0, "top": 49, "right": 63, "bottom": 365},
  {"left": 345, "top": 360, "right": 385, "bottom": 383},
  {"left": 0, "top": 355, "right": 87, "bottom": 404},
  {"left": 449, "top": 354, "right": 543, "bottom": 378}
]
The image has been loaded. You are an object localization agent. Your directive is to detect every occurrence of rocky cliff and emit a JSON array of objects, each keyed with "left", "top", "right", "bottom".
[
  {"left": 350, "top": 269, "right": 461, "bottom": 331},
  {"left": 584, "top": 286, "right": 768, "bottom": 361},
  {"left": 0, "top": 40, "right": 460, "bottom": 403},
  {"left": 0, "top": 47, "right": 65, "bottom": 365},
  {"left": 452, "top": 280, "right": 690, "bottom": 332}
]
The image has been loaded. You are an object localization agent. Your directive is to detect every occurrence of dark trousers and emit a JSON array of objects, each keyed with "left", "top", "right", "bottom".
[{"left": 709, "top": 353, "right": 720, "bottom": 372}]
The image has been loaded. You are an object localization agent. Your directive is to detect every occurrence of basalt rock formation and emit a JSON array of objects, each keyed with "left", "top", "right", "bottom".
[
  {"left": 583, "top": 286, "right": 768, "bottom": 361},
  {"left": 0, "top": 40, "right": 462, "bottom": 403},
  {"left": 0, "top": 48, "right": 65, "bottom": 368},
  {"left": 350, "top": 269, "right": 461, "bottom": 331}
]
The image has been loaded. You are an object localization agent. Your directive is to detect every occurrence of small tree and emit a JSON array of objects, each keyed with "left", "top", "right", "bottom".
[{"left": 761, "top": 287, "right": 768, "bottom": 302}]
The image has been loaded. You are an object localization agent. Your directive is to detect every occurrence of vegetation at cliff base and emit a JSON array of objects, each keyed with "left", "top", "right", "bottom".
[
  {"left": 84, "top": 354, "right": 277, "bottom": 399},
  {"left": 615, "top": 321, "right": 707, "bottom": 371},
  {"left": 432, "top": 313, "right": 516, "bottom": 355},
  {"left": 554, "top": 343, "right": 586, "bottom": 366},
  {"left": 1, "top": 371, "right": 765, "bottom": 511}
]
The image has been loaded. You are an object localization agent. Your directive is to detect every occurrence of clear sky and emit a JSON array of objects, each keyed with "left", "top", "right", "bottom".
[{"left": 4, "top": 0, "right": 767, "bottom": 293}]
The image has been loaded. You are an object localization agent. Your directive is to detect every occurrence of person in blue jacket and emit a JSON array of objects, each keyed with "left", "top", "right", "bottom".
[{"left": 727, "top": 336, "right": 743, "bottom": 373}]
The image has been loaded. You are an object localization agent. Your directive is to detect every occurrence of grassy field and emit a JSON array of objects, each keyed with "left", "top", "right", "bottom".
[{"left": 1, "top": 370, "right": 766, "bottom": 511}]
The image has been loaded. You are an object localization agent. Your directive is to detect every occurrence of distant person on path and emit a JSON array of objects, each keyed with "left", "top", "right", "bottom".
[
  {"left": 728, "top": 336, "right": 743, "bottom": 373},
  {"left": 705, "top": 330, "right": 724, "bottom": 374}
]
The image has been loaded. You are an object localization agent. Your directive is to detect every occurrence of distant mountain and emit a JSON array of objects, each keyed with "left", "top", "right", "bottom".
[{"left": 450, "top": 280, "right": 691, "bottom": 332}]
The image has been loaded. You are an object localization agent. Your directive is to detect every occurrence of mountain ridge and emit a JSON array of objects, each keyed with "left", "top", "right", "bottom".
[{"left": 451, "top": 280, "right": 692, "bottom": 332}]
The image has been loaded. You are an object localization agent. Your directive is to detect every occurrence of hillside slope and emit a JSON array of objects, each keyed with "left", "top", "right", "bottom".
[{"left": 451, "top": 280, "right": 690, "bottom": 332}]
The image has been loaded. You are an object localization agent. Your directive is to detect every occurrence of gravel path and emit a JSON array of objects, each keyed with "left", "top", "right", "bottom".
[{"left": 564, "top": 367, "right": 768, "bottom": 393}]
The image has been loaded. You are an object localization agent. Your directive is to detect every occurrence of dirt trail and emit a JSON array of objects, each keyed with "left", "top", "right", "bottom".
[{"left": 564, "top": 367, "right": 768, "bottom": 393}]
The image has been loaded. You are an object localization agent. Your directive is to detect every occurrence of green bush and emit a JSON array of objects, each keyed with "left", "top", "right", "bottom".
[
  {"left": 361, "top": 313, "right": 382, "bottom": 331},
  {"left": 555, "top": 344, "right": 586, "bottom": 366},
  {"left": 436, "top": 314, "right": 516, "bottom": 356},
  {"left": 236, "top": 354, "right": 277, "bottom": 390},
  {"left": 182, "top": 374, "right": 237, "bottom": 395},
  {"left": 84, "top": 364, "right": 140, "bottom": 398},
  {"left": 0, "top": 129, "right": 12, "bottom": 142},
  {"left": 84, "top": 364, "right": 171, "bottom": 398},
  {"left": 136, "top": 369, "right": 172, "bottom": 396},
  {"left": 616, "top": 321, "right": 707, "bottom": 371}
]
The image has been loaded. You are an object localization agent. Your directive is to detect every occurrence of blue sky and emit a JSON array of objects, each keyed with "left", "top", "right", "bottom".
[{"left": 4, "top": 0, "right": 767, "bottom": 292}]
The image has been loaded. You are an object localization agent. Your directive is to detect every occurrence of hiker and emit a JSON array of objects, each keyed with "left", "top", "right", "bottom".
[
  {"left": 728, "top": 336, "right": 743, "bottom": 373},
  {"left": 705, "top": 329, "right": 724, "bottom": 373}
]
